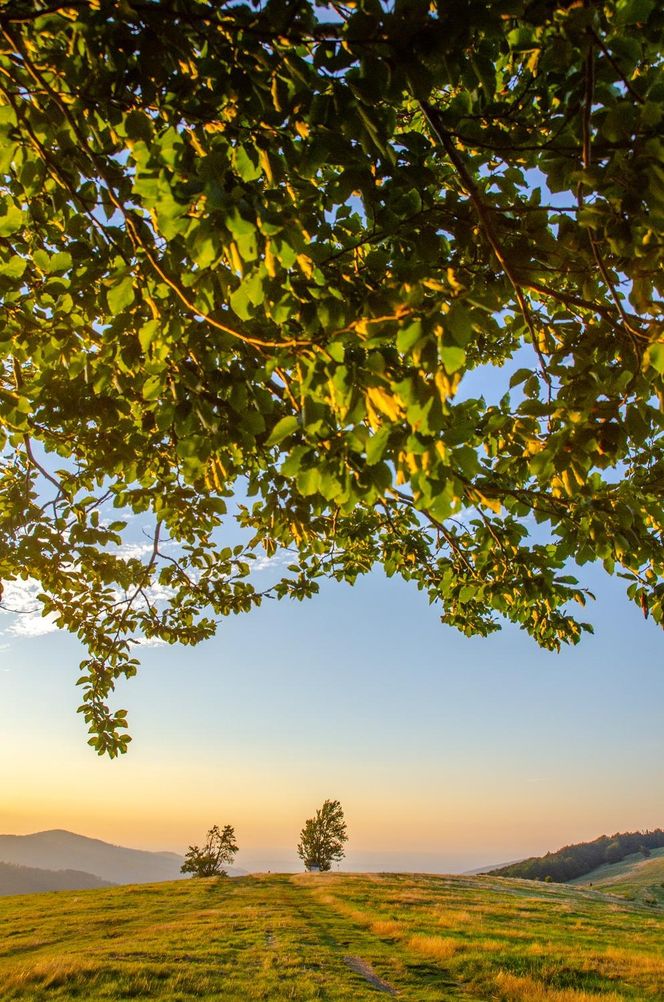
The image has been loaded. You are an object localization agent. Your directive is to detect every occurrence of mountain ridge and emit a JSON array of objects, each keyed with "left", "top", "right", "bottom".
[
  {"left": 0, "top": 829, "right": 247, "bottom": 891},
  {"left": 0, "top": 828, "right": 185, "bottom": 885}
]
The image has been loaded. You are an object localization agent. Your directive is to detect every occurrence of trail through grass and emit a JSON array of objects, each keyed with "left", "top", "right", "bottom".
[{"left": 0, "top": 873, "right": 663, "bottom": 1000}]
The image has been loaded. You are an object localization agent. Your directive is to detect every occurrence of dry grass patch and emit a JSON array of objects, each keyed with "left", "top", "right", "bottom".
[
  {"left": 2, "top": 957, "right": 100, "bottom": 992},
  {"left": 591, "top": 946, "right": 664, "bottom": 977},
  {"left": 371, "top": 920, "right": 402, "bottom": 939},
  {"left": 436, "top": 908, "right": 472, "bottom": 926},
  {"left": 494, "top": 972, "right": 625, "bottom": 1002},
  {"left": 408, "top": 934, "right": 458, "bottom": 962}
]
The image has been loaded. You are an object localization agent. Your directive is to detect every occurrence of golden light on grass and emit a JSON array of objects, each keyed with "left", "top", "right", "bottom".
[
  {"left": 2, "top": 959, "right": 99, "bottom": 993},
  {"left": 494, "top": 972, "right": 625, "bottom": 1002},
  {"left": 593, "top": 946, "right": 664, "bottom": 977},
  {"left": 407, "top": 933, "right": 458, "bottom": 961},
  {"left": 370, "top": 919, "right": 402, "bottom": 938},
  {"left": 436, "top": 907, "right": 472, "bottom": 926},
  {"left": 1, "top": 874, "right": 663, "bottom": 999}
]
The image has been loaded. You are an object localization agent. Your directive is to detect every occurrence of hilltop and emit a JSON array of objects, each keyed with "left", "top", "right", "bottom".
[{"left": 0, "top": 872, "right": 662, "bottom": 1000}]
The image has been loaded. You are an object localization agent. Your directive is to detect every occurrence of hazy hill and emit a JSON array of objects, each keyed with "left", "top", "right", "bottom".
[
  {"left": 0, "top": 861, "right": 113, "bottom": 896},
  {"left": 0, "top": 830, "right": 184, "bottom": 885},
  {"left": 0, "top": 873, "right": 662, "bottom": 1000},
  {"left": 463, "top": 859, "right": 522, "bottom": 875}
]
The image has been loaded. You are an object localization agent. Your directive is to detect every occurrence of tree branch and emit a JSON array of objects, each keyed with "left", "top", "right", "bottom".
[{"left": 420, "top": 100, "right": 552, "bottom": 386}]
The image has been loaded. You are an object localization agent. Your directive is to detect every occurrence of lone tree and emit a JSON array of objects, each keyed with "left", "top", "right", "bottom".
[
  {"left": 180, "top": 824, "right": 239, "bottom": 878},
  {"left": 297, "top": 800, "right": 348, "bottom": 872},
  {"left": 0, "top": 2, "right": 662, "bottom": 754}
]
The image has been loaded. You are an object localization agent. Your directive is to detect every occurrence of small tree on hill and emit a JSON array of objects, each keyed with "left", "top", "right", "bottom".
[
  {"left": 297, "top": 800, "right": 348, "bottom": 872},
  {"left": 181, "top": 825, "right": 238, "bottom": 878}
]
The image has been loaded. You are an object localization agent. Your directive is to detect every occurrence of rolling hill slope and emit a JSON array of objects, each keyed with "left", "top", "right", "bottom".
[
  {"left": 491, "top": 829, "right": 664, "bottom": 884},
  {"left": 0, "top": 872, "right": 662, "bottom": 1001},
  {"left": 569, "top": 847, "right": 664, "bottom": 905}
]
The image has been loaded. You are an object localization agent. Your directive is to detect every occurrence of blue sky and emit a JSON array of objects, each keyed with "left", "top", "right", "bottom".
[{"left": 1, "top": 541, "right": 662, "bottom": 873}]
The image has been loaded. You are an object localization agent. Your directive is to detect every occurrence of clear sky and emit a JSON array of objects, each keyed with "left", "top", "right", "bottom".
[{"left": 1, "top": 544, "right": 663, "bottom": 873}]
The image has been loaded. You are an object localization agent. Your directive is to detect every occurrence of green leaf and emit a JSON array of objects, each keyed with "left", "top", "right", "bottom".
[
  {"left": 138, "top": 320, "right": 161, "bottom": 352},
  {"left": 0, "top": 256, "right": 27, "bottom": 279},
  {"left": 440, "top": 346, "right": 466, "bottom": 373},
  {"left": 266, "top": 416, "right": 299, "bottom": 446},
  {"left": 232, "top": 145, "right": 262, "bottom": 182},
  {"left": 615, "top": 0, "right": 654, "bottom": 25},
  {"left": 49, "top": 251, "right": 73, "bottom": 273},
  {"left": 445, "top": 305, "right": 474, "bottom": 346},
  {"left": 107, "top": 276, "right": 135, "bottom": 313},
  {"left": 366, "top": 426, "right": 391, "bottom": 465},
  {"left": 645, "top": 343, "right": 664, "bottom": 374},
  {"left": 397, "top": 320, "right": 423, "bottom": 353},
  {"left": 0, "top": 203, "right": 23, "bottom": 237},
  {"left": 142, "top": 374, "right": 162, "bottom": 400},
  {"left": 509, "top": 368, "right": 534, "bottom": 388},
  {"left": 297, "top": 466, "right": 321, "bottom": 495}
]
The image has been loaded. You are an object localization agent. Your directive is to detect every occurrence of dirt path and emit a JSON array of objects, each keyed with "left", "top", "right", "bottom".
[
  {"left": 284, "top": 876, "right": 463, "bottom": 999},
  {"left": 343, "top": 955, "right": 398, "bottom": 995}
]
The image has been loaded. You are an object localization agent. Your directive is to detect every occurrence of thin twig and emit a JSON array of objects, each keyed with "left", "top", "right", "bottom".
[{"left": 590, "top": 29, "right": 645, "bottom": 105}]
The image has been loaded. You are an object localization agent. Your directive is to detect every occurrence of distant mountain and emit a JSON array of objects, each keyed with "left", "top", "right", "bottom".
[
  {"left": 0, "top": 860, "right": 114, "bottom": 896},
  {"left": 0, "top": 830, "right": 185, "bottom": 885}
]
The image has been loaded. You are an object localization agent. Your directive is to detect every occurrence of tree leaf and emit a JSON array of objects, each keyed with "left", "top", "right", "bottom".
[{"left": 266, "top": 416, "right": 299, "bottom": 446}]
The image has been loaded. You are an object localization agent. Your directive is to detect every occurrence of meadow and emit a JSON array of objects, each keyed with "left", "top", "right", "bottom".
[{"left": 0, "top": 872, "right": 663, "bottom": 1001}]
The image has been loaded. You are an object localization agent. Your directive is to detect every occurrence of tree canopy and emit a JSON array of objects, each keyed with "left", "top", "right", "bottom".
[
  {"left": 297, "top": 799, "right": 348, "bottom": 871},
  {"left": 180, "top": 824, "right": 239, "bottom": 877},
  {"left": 0, "top": 0, "right": 662, "bottom": 754}
]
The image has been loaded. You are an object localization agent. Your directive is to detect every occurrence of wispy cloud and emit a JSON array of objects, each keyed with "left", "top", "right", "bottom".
[
  {"left": 0, "top": 579, "right": 59, "bottom": 638},
  {"left": 116, "top": 541, "right": 159, "bottom": 560},
  {"left": 8, "top": 613, "right": 59, "bottom": 638},
  {"left": 252, "top": 551, "right": 291, "bottom": 572},
  {"left": 130, "top": 635, "right": 167, "bottom": 648}
]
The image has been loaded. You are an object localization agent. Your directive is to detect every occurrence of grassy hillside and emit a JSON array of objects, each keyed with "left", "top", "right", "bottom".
[
  {"left": 570, "top": 848, "right": 664, "bottom": 905},
  {"left": 1, "top": 874, "right": 663, "bottom": 1001}
]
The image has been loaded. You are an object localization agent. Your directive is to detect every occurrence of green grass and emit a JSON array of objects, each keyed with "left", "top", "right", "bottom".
[
  {"left": 0, "top": 873, "right": 663, "bottom": 1000},
  {"left": 569, "top": 848, "right": 664, "bottom": 906}
]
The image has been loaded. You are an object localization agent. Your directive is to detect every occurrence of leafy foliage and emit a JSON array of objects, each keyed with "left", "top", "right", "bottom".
[
  {"left": 492, "top": 828, "right": 664, "bottom": 883},
  {"left": 297, "top": 799, "right": 348, "bottom": 871},
  {"left": 0, "top": 1, "right": 662, "bottom": 754},
  {"left": 180, "top": 824, "right": 238, "bottom": 878}
]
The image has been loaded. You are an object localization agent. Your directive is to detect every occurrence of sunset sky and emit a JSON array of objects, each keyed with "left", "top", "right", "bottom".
[{"left": 2, "top": 546, "right": 663, "bottom": 874}]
